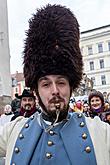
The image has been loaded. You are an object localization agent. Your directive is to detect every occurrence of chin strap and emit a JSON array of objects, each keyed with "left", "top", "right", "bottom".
[{"left": 45, "top": 103, "right": 61, "bottom": 133}]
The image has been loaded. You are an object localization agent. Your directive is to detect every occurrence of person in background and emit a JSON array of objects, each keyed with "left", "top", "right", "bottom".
[
  {"left": 104, "top": 101, "right": 110, "bottom": 111},
  {"left": 0, "top": 104, "right": 14, "bottom": 126},
  {"left": 104, "top": 108, "right": 110, "bottom": 124},
  {"left": 0, "top": 4, "right": 109, "bottom": 165},
  {"left": 83, "top": 101, "right": 90, "bottom": 117},
  {"left": 11, "top": 89, "right": 38, "bottom": 121},
  {"left": 11, "top": 97, "right": 21, "bottom": 114},
  {"left": 74, "top": 100, "right": 83, "bottom": 113},
  {"left": 69, "top": 97, "right": 76, "bottom": 113},
  {"left": 88, "top": 90, "right": 105, "bottom": 120}
]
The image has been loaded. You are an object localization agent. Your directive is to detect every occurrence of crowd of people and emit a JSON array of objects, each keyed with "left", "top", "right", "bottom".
[
  {"left": 1, "top": 89, "right": 110, "bottom": 128},
  {"left": 0, "top": 4, "right": 109, "bottom": 165},
  {"left": 0, "top": 88, "right": 109, "bottom": 164},
  {"left": 69, "top": 90, "right": 110, "bottom": 124},
  {"left": 0, "top": 89, "right": 41, "bottom": 128}
]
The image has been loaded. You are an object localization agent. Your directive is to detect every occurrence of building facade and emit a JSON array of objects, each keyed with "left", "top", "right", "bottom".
[
  {"left": 80, "top": 25, "right": 110, "bottom": 93},
  {"left": 0, "top": 0, "right": 11, "bottom": 114},
  {"left": 11, "top": 72, "right": 25, "bottom": 99}
]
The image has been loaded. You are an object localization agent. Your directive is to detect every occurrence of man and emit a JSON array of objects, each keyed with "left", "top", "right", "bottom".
[
  {"left": 0, "top": 4, "right": 110, "bottom": 165},
  {"left": 0, "top": 104, "right": 14, "bottom": 126},
  {"left": 11, "top": 89, "right": 38, "bottom": 120},
  {"left": 83, "top": 101, "right": 90, "bottom": 117},
  {"left": 104, "top": 109, "right": 110, "bottom": 124},
  {"left": 11, "top": 97, "right": 21, "bottom": 113}
]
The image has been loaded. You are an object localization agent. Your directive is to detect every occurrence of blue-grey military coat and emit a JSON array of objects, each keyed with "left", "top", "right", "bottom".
[{"left": 0, "top": 112, "right": 110, "bottom": 165}]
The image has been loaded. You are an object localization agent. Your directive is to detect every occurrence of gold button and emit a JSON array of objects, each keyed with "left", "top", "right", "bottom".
[
  {"left": 24, "top": 123, "right": 29, "bottom": 128},
  {"left": 19, "top": 133, "right": 24, "bottom": 139},
  {"left": 47, "top": 140, "right": 54, "bottom": 146},
  {"left": 45, "top": 152, "right": 52, "bottom": 159},
  {"left": 78, "top": 113, "right": 82, "bottom": 118},
  {"left": 14, "top": 147, "right": 20, "bottom": 153},
  {"left": 49, "top": 130, "right": 54, "bottom": 136},
  {"left": 82, "top": 133, "right": 87, "bottom": 139},
  {"left": 85, "top": 146, "right": 91, "bottom": 153},
  {"left": 80, "top": 122, "right": 85, "bottom": 127},
  {"left": 31, "top": 115, "right": 34, "bottom": 120}
]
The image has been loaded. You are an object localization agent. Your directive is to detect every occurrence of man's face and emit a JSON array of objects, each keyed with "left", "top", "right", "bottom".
[
  {"left": 83, "top": 103, "right": 89, "bottom": 112},
  {"left": 90, "top": 96, "right": 102, "bottom": 109},
  {"left": 37, "top": 75, "right": 71, "bottom": 116},
  {"left": 21, "top": 97, "right": 35, "bottom": 110},
  {"left": 106, "top": 114, "right": 110, "bottom": 122},
  {"left": 4, "top": 105, "right": 12, "bottom": 114}
]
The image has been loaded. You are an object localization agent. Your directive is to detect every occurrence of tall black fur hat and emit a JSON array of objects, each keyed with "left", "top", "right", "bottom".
[{"left": 23, "top": 4, "right": 83, "bottom": 90}]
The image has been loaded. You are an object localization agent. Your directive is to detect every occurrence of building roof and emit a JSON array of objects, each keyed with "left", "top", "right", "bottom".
[
  {"left": 11, "top": 71, "right": 24, "bottom": 82},
  {"left": 81, "top": 24, "right": 110, "bottom": 34}
]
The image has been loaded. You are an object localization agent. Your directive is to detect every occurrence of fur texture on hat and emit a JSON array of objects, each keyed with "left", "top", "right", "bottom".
[
  {"left": 23, "top": 4, "right": 83, "bottom": 90},
  {"left": 88, "top": 90, "right": 104, "bottom": 106}
]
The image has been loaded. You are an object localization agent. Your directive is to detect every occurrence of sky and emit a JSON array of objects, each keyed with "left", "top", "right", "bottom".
[{"left": 7, "top": 0, "right": 110, "bottom": 74}]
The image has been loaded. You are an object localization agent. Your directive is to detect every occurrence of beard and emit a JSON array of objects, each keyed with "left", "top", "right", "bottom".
[{"left": 38, "top": 94, "right": 69, "bottom": 122}]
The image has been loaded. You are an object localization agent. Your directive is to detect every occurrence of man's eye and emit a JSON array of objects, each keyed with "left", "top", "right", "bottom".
[
  {"left": 58, "top": 81, "right": 65, "bottom": 85},
  {"left": 42, "top": 83, "right": 49, "bottom": 87}
]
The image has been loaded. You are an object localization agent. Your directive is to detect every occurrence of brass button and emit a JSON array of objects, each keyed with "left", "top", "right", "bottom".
[
  {"left": 19, "top": 133, "right": 24, "bottom": 139},
  {"left": 80, "top": 122, "right": 85, "bottom": 127},
  {"left": 77, "top": 113, "right": 82, "bottom": 118},
  {"left": 49, "top": 130, "right": 54, "bottom": 136},
  {"left": 82, "top": 133, "right": 87, "bottom": 139},
  {"left": 47, "top": 140, "right": 54, "bottom": 146},
  {"left": 85, "top": 146, "right": 91, "bottom": 153},
  {"left": 14, "top": 147, "right": 20, "bottom": 153},
  {"left": 45, "top": 152, "right": 52, "bottom": 159},
  {"left": 24, "top": 123, "right": 29, "bottom": 128},
  {"left": 31, "top": 115, "right": 34, "bottom": 120}
]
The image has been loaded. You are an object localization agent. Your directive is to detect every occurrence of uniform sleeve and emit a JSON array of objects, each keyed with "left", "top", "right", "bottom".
[
  {"left": 0, "top": 116, "right": 26, "bottom": 157},
  {"left": 106, "top": 122, "right": 110, "bottom": 159},
  {"left": 86, "top": 116, "right": 110, "bottom": 164},
  {"left": 0, "top": 123, "right": 12, "bottom": 157}
]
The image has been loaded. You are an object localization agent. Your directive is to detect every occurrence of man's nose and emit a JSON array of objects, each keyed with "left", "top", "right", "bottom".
[
  {"left": 51, "top": 84, "right": 59, "bottom": 95},
  {"left": 25, "top": 99, "right": 29, "bottom": 104}
]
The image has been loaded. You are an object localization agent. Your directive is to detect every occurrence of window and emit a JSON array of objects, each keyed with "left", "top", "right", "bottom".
[
  {"left": 101, "top": 75, "right": 106, "bottom": 85},
  {"left": 15, "top": 88, "right": 18, "bottom": 93},
  {"left": 12, "top": 77, "right": 17, "bottom": 87},
  {"left": 87, "top": 46, "right": 93, "bottom": 55},
  {"left": 100, "top": 59, "right": 104, "bottom": 69},
  {"left": 90, "top": 61, "right": 94, "bottom": 70},
  {"left": 91, "top": 77, "right": 96, "bottom": 86},
  {"left": 108, "top": 41, "right": 110, "bottom": 51},
  {"left": 98, "top": 43, "right": 103, "bottom": 53}
]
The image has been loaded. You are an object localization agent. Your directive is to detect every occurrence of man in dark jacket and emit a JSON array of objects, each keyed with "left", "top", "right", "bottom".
[{"left": 11, "top": 89, "right": 39, "bottom": 120}]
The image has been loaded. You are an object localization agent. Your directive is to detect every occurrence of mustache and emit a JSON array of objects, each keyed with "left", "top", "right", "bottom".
[{"left": 49, "top": 96, "right": 65, "bottom": 104}]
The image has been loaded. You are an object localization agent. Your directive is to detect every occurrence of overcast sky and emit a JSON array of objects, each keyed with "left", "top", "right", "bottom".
[{"left": 7, "top": 0, "right": 110, "bottom": 74}]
